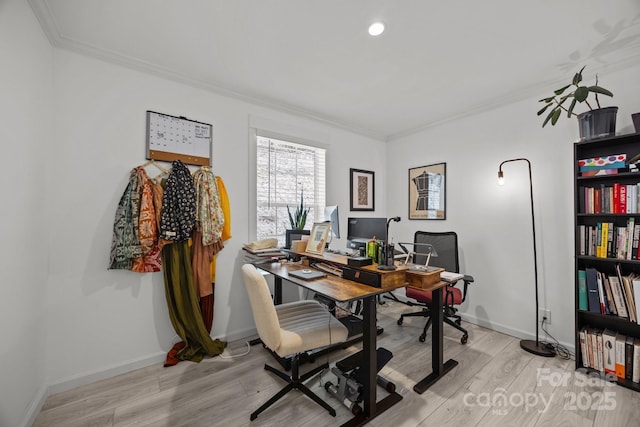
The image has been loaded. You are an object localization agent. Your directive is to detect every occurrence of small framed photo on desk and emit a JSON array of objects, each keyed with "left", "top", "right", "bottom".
[{"left": 306, "top": 222, "right": 331, "bottom": 255}]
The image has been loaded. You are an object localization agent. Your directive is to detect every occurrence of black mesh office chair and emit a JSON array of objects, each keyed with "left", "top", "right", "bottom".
[{"left": 397, "top": 231, "right": 474, "bottom": 344}]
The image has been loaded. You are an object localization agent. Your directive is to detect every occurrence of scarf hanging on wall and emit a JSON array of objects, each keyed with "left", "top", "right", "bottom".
[
  {"left": 109, "top": 168, "right": 143, "bottom": 269},
  {"left": 160, "top": 160, "right": 196, "bottom": 242}
]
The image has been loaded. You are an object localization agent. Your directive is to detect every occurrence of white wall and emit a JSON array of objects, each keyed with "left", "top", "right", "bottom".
[
  {"left": 44, "top": 50, "right": 387, "bottom": 392},
  {"left": 386, "top": 64, "right": 640, "bottom": 350},
  {"left": 0, "top": 1, "right": 52, "bottom": 426}
]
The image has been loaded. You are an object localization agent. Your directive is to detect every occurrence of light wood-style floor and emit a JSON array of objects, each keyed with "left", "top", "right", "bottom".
[{"left": 34, "top": 300, "right": 640, "bottom": 427}]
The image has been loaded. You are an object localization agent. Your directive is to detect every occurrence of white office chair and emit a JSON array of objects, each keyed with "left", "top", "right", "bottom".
[{"left": 241, "top": 264, "right": 349, "bottom": 421}]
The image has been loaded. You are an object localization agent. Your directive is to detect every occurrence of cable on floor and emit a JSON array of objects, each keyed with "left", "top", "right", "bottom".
[{"left": 540, "top": 318, "right": 573, "bottom": 360}]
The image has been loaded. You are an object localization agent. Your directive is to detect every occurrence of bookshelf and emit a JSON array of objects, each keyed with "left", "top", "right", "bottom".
[{"left": 574, "top": 132, "right": 640, "bottom": 392}]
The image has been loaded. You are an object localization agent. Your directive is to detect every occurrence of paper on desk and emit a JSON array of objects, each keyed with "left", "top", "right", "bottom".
[{"left": 440, "top": 271, "right": 464, "bottom": 282}]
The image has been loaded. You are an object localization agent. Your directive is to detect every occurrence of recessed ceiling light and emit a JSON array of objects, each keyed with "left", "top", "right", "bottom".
[{"left": 368, "top": 22, "right": 385, "bottom": 36}]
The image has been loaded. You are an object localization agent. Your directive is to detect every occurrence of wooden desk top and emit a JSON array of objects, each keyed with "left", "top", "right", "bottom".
[
  {"left": 286, "top": 249, "right": 446, "bottom": 290},
  {"left": 258, "top": 261, "right": 446, "bottom": 303}
]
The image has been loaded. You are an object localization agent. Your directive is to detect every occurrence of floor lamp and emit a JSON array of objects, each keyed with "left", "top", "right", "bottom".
[{"left": 498, "top": 158, "right": 555, "bottom": 357}]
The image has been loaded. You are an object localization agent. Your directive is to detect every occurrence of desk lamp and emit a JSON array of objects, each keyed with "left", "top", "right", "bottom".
[{"left": 498, "top": 158, "right": 554, "bottom": 358}]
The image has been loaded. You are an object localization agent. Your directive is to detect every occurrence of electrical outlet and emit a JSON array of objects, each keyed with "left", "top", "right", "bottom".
[{"left": 539, "top": 308, "right": 551, "bottom": 325}]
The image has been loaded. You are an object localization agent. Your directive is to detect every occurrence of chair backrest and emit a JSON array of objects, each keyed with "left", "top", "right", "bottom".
[
  {"left": 413, "top": 231, "right": 460, "bottom": 273},
  {"left": 241, "top": 264, "right": 282, "bottom": 351}
]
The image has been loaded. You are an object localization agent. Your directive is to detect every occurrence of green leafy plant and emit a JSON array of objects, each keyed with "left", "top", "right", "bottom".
[
  {"left": 287, "top": 190, "right": 310, "bottom": 230},
  {"left": 538, "top": 66, "right": 613, "bottom": 127}
]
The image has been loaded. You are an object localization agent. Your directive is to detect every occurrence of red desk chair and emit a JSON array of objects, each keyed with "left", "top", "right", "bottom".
[{"left": 397, "top": 231, "right": 473, "bottom": 344}]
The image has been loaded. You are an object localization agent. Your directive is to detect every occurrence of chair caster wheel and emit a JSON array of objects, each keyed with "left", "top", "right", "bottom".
[
  {"left": 461, "top": 334, "right": 468, "bottom": 344},
  {"left": 419, "top": 334, "right": 426, "bottom": 343},
  {"left": 352, "top": 403, "right": 362, "bottom": 415},
  {"left": 455, "top": 319, "right": 461, "bottom": 326},
  {"left": 397, "top": 318, "right": 403, "bottom": 326}
]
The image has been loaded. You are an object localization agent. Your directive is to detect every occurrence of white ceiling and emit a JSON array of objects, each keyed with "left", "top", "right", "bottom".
[{"left": 28, "top": 0, "right": 640, "bottom": 141}]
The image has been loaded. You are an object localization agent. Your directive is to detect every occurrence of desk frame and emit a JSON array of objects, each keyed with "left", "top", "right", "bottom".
[{"left": 257, "top": 257, "right": 458, "bottom": 425}]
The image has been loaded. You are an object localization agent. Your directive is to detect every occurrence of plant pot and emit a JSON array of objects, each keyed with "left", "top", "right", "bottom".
[
  {"left": 632, "top": 113, "right": 640, "bottom": 134},
  {"left": 577, "top": 106, "right": 618, "bottom": 142}
]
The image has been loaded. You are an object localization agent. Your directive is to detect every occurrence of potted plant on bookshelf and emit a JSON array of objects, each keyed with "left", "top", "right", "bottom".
[{"left": 537, "top": 65, "right": 617, "bottom": 141}]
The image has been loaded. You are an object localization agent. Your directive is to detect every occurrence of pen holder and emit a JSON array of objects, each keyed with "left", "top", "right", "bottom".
[{"left": 377, "top": 243, "right": 396, "bottom": 270}]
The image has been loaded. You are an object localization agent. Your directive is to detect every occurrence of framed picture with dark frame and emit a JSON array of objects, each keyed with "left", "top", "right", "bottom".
[
  {"left": 408, "top": 162, "right": 446, "bottom": 220},
  {"left": 350, "top": 168, "right": 375, "bottom": 211}
]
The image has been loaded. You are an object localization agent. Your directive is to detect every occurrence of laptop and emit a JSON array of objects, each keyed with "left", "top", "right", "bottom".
[{"left": 289, "top": 268, "right": 326, "bottom": 280}]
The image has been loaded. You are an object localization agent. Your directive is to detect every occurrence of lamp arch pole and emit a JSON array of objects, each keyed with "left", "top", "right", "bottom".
[{"left": 498, "top": 158, "right": 554, "bottom": 357}]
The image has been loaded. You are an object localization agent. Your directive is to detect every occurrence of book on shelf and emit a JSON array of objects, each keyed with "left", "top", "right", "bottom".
[
  {"left": 579, "top": 265, "right": 640, "bottom": 321},
  {"left": 603, "top": 275, "right": 617, "bottom": 315},
  {"left": 579, "top": 327, "right": 590, "bottom": 367},
  {"left": 578, "top": 154, "right": 627, "bottom": 177},
  {"left": 625, "top": 336, "right": 635, "bottom": 381},
  {"left": 634, "top": 338, "right": 640, "bottom": 383},
  {"left": 581, "top": 183, "right": 640, "bottom": 214},
  {"left": 578, "top": 269, "right": 588, "bottom": 310},
  {"left": 622, "top": 275, "right": 638, "bottom": 323},
  {"left": 602, "top": 329, "right": 617, "bottom": 375},
  {"left": 633, "top": 278, "right": 640, "bottom": 322},
  {"left": 596, "top": 272, "right": 607, "bottom": 315},
  {"left": 578, "top": 219, "right": 640, "bottom": 260},
  {"left": 608, "top": 274, "right": 629, "bottom": 319},
  {"left": 585, "top": 268, "right": 602, "bottom": 314},
  {"left": 616, "top": 332, "right": 627, "bottom": 379}
]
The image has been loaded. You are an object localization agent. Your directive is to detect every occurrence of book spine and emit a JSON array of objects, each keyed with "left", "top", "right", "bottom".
[
  {"left": 625, "top": 336, "right": 634, "bottom": 381},
  {"left": 578, "top": 270, "right": 588, "bottom": 311},
  {"left": 613, "top": 183, "right": 620, "bottom": 214},
  {"left": 633, "top": 338, "right": 640, "bottom": 383},
  {"left": 616, "top": 333, "right": 626, "bottom": 379}
]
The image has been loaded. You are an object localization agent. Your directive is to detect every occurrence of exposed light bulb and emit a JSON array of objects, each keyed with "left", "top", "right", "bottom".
[
  {"left": 368, "top": 22, "right": 385, "bottom": 36},
  {"left": 498, "top": 170, "right": 505, "bottom": 186}
]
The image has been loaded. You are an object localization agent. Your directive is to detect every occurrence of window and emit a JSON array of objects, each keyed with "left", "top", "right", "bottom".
[{"left": 256, "top": 135, "right": 326, "bottom": 246}]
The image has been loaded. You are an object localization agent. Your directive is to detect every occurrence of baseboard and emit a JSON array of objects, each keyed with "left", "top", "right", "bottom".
[
  {"left": 460, "top": 313, "right": 575, "bottom": 354},
  {"left": 20, "top": 385, "right": 48, "bottom": 427},
  {"left": 47, "top": 351, "right": 168, "bottom": 395}
]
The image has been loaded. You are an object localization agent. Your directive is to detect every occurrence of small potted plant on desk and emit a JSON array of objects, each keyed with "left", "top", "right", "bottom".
[
  {"left": 285, "top": 190, "right": 310, "bottom": 249},
  {"left": 537, "top": 65, "right": 617, "bottom": 141}
]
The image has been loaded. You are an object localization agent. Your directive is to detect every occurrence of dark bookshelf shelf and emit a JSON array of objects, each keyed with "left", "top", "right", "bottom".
[
  {"left": 576, "top": 255, "right": 640, "bottom": 265},
  {"left": 577, "top": 213, "right": 640, "bottom": 217},
  {"left": 577, "top": 171, "right": 640, "bottom": 182}
]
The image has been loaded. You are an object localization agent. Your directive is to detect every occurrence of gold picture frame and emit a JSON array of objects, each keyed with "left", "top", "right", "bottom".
[{"left": 305, "top": 222, "right": 331, "bottom": 255}]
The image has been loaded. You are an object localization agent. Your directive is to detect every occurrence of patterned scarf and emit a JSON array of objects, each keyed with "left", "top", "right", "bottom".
[
  {"left": 193, "top": 167, "right": 225, "bottom": 249},
  {"left": 160, "top": 160, "right": 196, "bottom": 242},
  {"left": 109, "top": 168, "right": 143, "bottom": 269}
]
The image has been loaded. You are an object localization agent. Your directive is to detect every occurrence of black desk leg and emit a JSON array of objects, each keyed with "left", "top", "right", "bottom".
[
  {"left": 413, "top": 287, "right": 458, "bottom": 394},
  {"left": 341, "top": 296, "right": 402, "bottom": 427},
  {"left": 362, "top": 295, "right": 377, "bottom": 418},
  {"left": 273, "top": 276, "right": 282, "bottom": 305}
]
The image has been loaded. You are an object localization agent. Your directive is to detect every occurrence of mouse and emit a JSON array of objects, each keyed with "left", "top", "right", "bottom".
[{"left": 302, "top": 269, "right": 312, "bottom": 273}]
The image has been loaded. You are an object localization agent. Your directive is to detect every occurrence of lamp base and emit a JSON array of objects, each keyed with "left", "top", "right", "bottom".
[
  {"left": 520, "top": 340, "right": 555, "bottom": 357},
  {"left": 377, "top": 265, "right": 397, "bottom": 271}
]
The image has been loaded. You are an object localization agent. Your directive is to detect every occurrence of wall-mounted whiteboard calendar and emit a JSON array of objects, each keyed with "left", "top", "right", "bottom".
[{"left": 146, "top": 111, "right": 212, "bottom": 166}]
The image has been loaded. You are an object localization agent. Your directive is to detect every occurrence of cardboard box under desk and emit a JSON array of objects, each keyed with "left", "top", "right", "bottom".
[{"left": 405, "top": 268, "right": 444, "bottom": 289}]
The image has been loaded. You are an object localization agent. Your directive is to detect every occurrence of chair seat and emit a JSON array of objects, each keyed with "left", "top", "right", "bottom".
[
  {"left": 274, "top": 300, "right": 348, "bottom": 357},
  {"left": 406, "top": 285, "right": 462, "bottom": 305}
]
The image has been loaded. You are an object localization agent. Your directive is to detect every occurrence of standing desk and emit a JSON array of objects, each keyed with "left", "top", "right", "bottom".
[{"left": 257, "top": 253, "right": 458, "bottom": 426}]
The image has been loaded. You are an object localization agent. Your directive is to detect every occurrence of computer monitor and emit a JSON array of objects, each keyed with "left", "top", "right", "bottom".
[
  {"left": 346, "top": 217, "right": 387, "bottom": 252},
  {"left": 324, "top": 205, "right": 340, "bottom": 238}
]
